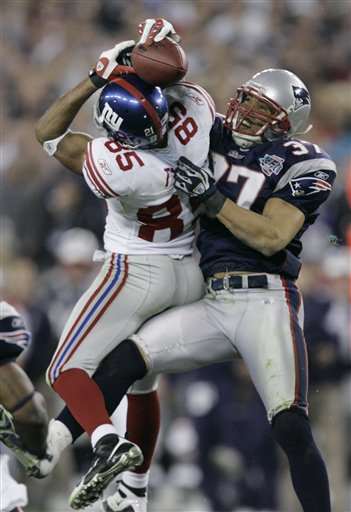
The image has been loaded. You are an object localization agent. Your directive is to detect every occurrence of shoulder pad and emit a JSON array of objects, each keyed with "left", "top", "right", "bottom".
[
  {"left": 257, "top": 139, "right": 336, "bottom": 188},
  {"left": 166, "top": 81, "right": 216, "bottom": 124},
  {"left": 83, "top": 138, "right": 135, "bottom": 199}
]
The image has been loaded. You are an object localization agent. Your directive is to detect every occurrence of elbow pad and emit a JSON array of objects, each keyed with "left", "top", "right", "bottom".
[{"left": 42, "top": 130, "right": 71, "bottom": 156}]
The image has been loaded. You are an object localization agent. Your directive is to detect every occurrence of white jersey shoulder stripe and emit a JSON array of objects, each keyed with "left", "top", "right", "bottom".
[
  {"left": 179, "top": 81, "right": 216, "bottom": 123},
  {"left": 86, "top": 141, "right": 118, "bottom": 198},
  {"left": 273, "top": 157, "right": 336, "bottom": 192},
  {"left": 84, "top": 142, "right": 112, "bottom": 198},
  {"left": 83, "top": 164, "right": 106, "bottom": 199},
  {"left": 84, "top": 152, "right": 112, "bottom": 199}
]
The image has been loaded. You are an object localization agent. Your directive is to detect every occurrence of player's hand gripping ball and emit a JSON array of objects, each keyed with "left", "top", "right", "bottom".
[
  {"left": 89, "top": 40, "right": 136, "bottom": 88},
  {"left": 132, "top": 18, "right": 188, "bottom": 87}
]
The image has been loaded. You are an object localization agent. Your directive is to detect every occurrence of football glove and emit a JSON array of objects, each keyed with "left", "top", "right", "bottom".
[
  {"left": 175, "top": 156, "right": 226, "bottom": 217},
  {"left": 89, "top": 40, "right": 136, "bottom": 88},
  {"left": 138, "top": 18, "right": 181, "bottom": 47},
  {"left": 0, "top": 405, "right": 51, "bottom": 478}
]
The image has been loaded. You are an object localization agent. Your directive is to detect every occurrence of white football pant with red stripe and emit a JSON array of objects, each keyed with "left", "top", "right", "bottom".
[
  {"left": 47, "top": 252, "right": 203, "bottom": 388},
  {"left": 131, "top": 274, "right": 309, "bottom": 422}
]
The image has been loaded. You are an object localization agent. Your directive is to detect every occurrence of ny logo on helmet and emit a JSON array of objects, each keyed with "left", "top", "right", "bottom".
[
  {"left": 101, "top": 103, "right": 124, "bottom": 131},
  {"left": 292, "top": 86, "right": 310, "bottom": 111}
]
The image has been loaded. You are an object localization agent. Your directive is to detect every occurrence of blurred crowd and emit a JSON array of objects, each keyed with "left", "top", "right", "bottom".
[{"left": 1, "top": 1, "right": 350, "bottom": 511}]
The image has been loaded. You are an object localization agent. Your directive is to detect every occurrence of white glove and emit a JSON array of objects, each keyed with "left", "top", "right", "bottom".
[
  {"left": 138, "top": 18, "right": 180, "bottom": 47},
  {"left": 89, "top": 40, "right": 135, "bottom": 88}
]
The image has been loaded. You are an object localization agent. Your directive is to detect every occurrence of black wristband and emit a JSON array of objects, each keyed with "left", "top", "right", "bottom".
[
  {"left": 204, "top": 189, "right": 227, "bottom": 218},
  {"left": 88, "top": 69, "right": 107, "bottom": 89}
]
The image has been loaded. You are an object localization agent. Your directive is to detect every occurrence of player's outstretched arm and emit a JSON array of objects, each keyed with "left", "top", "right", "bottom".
[
  {"left": 35, "top": 41, "right": 135, "bottom": 174},
  {"left": 174, "top": 156, "right": 304, "bottom": 256},
  {"left": 35, "top": 78, "right": 96, "bottom": 174}
]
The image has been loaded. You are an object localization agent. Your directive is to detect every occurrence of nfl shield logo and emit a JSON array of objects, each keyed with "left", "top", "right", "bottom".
[{"left": 259, "top": 154, "right": 285, "bottom": 176}]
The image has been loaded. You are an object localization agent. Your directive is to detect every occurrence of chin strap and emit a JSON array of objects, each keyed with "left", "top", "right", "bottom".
[
  {"left": 232, "top": 133, "right": 257, "bottom": 148},
  {"left": 296, "top": 124, "right": 313, "bottom": 135}
]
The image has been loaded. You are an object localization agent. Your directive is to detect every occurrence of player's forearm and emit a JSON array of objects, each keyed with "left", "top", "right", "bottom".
[
  {"left": 14, "top": 392, "right": 48, "bottom": 458},
  {"left": 35, "top": 78, "right": 97, "bottom": 144},
  {"left": 217, "top": 200, "right": 286, "bottom": 257},
  {"left": 0, "top": 363, "right": 48, "bottom": 457}
]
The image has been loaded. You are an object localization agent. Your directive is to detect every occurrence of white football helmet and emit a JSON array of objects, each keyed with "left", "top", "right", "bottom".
[{"left": 225, "top": 68, "right": 312, "bottom": 147}]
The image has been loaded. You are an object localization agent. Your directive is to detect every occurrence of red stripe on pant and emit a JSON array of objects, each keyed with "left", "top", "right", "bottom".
[
  {"left": 48, "top": 255, "right": 115, "bottom": 383},
  {"left": 58, "top": 256, "right": 129, "bottom": 376},
  {"left": 52, "top": 257, "right": 129, "bottom": 436},
  {"left": 282, "top": 278, "right": 308, "bottom": 410}
]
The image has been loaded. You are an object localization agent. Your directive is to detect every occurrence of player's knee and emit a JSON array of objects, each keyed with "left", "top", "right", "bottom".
[
  {"left": 272, "top": 407, "right": 313, "bottom": 455},
  {"left": 45, "top": 367, "right": 54, "bottom": 388},
  {"left": 95, "top": 339, "right": 147, "bottom": 381},
  {"left": 46, "top": 361, "right": 59, "bottom": 388},
  {"left": 128, "top": 373, "right": 159, "bottom": 394},
  {"left": 46, "top": 369, "right": 61, "bottom": 389}
]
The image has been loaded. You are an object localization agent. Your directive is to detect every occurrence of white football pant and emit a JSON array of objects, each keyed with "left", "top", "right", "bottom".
[{"left": 132, "top": 274, "right": 308, "bottom": 421}]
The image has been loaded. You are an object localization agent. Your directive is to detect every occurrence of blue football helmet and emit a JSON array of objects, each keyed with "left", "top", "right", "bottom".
[{"left": 94, "top": 74, "right": 168, "bottom": 149}]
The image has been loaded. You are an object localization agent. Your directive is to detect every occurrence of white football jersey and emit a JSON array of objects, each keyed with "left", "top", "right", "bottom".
[{"left": 82, "top": 82, "right": 215, "bottom": 255}]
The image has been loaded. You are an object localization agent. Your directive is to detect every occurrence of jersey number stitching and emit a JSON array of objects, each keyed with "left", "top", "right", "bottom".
[
  {"left": 284, "top": 141, "right": 322, "bottom": 156},
  {"left": 104, "top": 140, "right": 144, "bottom": 171},
  {"left": 226, "top": 166, "right": 266, "bottom": 209},
  {"left": 168, "top": 102, "right": 198, "bottom": 146},
  {"left": 137, "top": 195, "right": 184, "bottom": 242},
  {"left": 214, "top": 153, "right": 265, "bottom": 209}
]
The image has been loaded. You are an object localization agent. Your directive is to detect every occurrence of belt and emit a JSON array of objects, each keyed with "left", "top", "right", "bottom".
[{"left": 208, "top": 274, "right": 269, "bottom": 292}]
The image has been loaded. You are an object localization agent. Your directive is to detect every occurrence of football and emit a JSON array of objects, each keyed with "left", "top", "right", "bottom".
[{"left": 131, "top": 38, "right": 188, "bottom": 88}]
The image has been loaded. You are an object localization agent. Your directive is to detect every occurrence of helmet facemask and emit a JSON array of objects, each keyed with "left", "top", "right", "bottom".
[{"left": 225, "top": 86, "right": 291, "bottom": 147}]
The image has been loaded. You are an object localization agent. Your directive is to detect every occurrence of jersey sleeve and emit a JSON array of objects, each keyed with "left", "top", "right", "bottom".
[
  {"left": 165, "top": 82, "right": 216, "bottom": 167},
  {"left": 271, "top": 156, "right": 337, "bottom": 215},
  {"left": 82, "top": 138, "right": 132, "bottom": 199},
  {"left": 209, "top": 115, "right": 226, "bottom": 150}
]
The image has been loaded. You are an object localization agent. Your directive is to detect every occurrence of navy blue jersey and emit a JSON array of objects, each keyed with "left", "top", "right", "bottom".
[{"left": 198, "top": 116, "right": 337, "bottom": 279}]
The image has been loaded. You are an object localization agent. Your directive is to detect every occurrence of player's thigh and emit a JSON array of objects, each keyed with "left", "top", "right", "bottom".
[
  {"left": 236, "top": 284, "right": 307, "bottom": 421},
  {"left": 172, "top": 256, "right": 205, "bottom": 306},
  {"left": 47, "top": 253, "right": 175, "bottom": 383},
  {"left": 132, "top": 299, "right": 235, "bottom": 374}
]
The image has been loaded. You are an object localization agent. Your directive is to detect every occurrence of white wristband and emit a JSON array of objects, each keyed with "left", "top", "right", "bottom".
[{"left": 42, "top": 130, "right": 71, "bottom": 156}]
